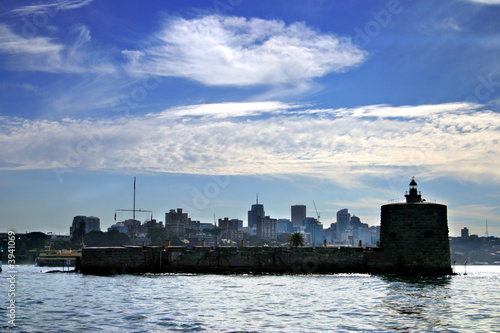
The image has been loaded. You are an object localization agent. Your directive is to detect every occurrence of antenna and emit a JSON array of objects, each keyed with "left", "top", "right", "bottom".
[
  {"left": 133, "top": 176, "right": 136, "bottom": 221},
  {"left": 256, "top": 193, "right": 259, "bottom": 205},
  {"left": 486, "top": 219, "right": 489, "bottom": 237}
]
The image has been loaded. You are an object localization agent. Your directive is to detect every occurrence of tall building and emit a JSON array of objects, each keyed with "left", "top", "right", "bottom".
[
  {"left": 277, "top": 218, "right": 293, "bottom": 234},
  {"left": 248, "top": 196, "right": 265, "bottom": 228},
  {"left": 461, "top": 227, "right": 469, "bottom": 239},
  {"left": 257, "top": 216, "right": 277, "bottom": 241},
  {"left": 291, "top": 205, "right": 306, "bottom": 228},
  {"left": 70, "top": 215, "right": 100, "bottom": 241},
  {"left": 85, "top": 216, "right": 101, "bottom": 234},
  {"left": 336, "top": 209, "right": 350, "bottom": 242},
  {"left": 303, "top": 217, "right": 323, "bottom": 246}
]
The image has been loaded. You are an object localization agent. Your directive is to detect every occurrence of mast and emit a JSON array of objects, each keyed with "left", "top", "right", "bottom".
[{"left": 133, "top": 176, "right": 136, "bottom": 221}]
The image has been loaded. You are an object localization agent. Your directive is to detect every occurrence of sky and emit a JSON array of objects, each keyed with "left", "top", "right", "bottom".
[{"left": 1, "top": 0, "right": 500, "bottom": 237}]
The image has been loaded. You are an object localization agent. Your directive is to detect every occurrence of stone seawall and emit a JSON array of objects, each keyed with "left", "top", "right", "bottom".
[{"left": 77, "top": 245, "right": 432, "bottom": 276}]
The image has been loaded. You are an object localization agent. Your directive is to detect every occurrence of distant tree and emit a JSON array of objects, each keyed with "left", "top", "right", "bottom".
[
  {"left": 83, "top": 231, "right": 108, "bottom": 247},
  {"left": 24, "top": 232, "right": 49, "bottom": 250},
  {"left": 147, "top": 228, "right": 183, "bottom": 246},
  {"left": 203, "top": 227, "right": 224, "bottom": 236},
  {"left": 278, "top": 233, "right": 292, "bottom": 244},
  {"left": 107, "top": 229, "right": 130, "bottom": 246},
  {"left": 290, "top": 232, "right": 304, "bottom": 247}
]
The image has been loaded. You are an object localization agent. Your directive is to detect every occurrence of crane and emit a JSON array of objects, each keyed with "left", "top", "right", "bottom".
[{"left": 313, "top": 200, "right": 320, "bottom": 221}]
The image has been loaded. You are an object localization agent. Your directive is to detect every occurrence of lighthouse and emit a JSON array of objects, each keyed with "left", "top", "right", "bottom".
[{"left": 379, "top": 178, "right": 452, "bottom": 275}]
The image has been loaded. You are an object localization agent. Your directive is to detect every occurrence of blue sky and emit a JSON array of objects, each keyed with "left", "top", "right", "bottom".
[{"left": 1, "top": 0, "right": 500, "bottom": 237}]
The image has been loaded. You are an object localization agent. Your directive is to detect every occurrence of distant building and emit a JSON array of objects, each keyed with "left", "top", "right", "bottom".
[
  {"left": 336, "top": 209, "right": 350, "bottom": 242},
  {"left": 461, "top": 227, "right": 469, "bottom": 239},
  {"left": 219, "top": 218, "right": 244, "bottom": 241},
  {"left": 164, "top": 208, "right": 200, "bottom": 236},
  {"left": 141, "top": 219, "right": 164, "bottom": 234},
  {"left": 303, "top": 217, "right": 323, "bottom": 246},
  {"left": 187, "top": 234, "right": 220, "bottom": 247},
  {"left": 70, "top": 216, "right": 100, "bottom": 241},
  {"left": 277, "top": 218, "right": 293, "bottom": 234},
  {"left": 257, "top": 216, "right": 277, "bottom": 241},
  {"left": 248, "top": 196, "right": 265, "bottom": 228},
  {"left": 108, "top": 222, "right": 128, "bottom": 234},
  {"left": 291, "top": 205, "right": 306, "bottom": 228}
]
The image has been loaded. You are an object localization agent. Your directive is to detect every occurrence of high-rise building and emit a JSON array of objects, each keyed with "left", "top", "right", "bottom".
[
  {"left": 336, "top": 209, "right": 350, "bottom": 242},
  {"left": 257, "top": 216, "right": 277, "bottom": 241},
  {"left": 461, "top": 227, "right": 469, "bottom": 239},
  {"left": 303, "top": 217, "right": 323, "bottom": 246},
  {"left": 291, "top": 205, "right": 306, "bottom": 228},
  {"left": 70, "top": 215, "right": 101, "bottom": 241},
  {"left": 277, "top": 219, "right": 293, "bottom": 234},
  {"left": 248, "top": 196, "right": 265, "bottom": 228}
]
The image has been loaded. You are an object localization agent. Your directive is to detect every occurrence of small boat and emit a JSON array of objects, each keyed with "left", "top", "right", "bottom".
[{"left": 36, "top": 250, "right": 81, "bottom": 267}]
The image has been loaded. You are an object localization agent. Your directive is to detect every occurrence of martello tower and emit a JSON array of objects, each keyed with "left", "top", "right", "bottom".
[{"left": 379, "top": 178, "right": 452, "bottom": 275}]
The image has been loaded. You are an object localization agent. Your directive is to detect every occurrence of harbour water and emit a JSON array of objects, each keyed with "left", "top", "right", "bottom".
[{"left": 1, "top": 265, "right": 499, "bottom": 332}]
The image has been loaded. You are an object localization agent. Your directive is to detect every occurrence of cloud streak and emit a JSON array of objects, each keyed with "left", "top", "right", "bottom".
[
  {"left": 1, "top": 102, "right": 499, "bottom": 187},
  {"left": 0, "top": 24, "right": 114, "bottom": 74},
  {"left": 124, "top": 15, "right": 366, "bottom": 87}
]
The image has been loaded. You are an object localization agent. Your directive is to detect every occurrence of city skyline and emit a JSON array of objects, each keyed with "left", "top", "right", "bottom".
[{"left": 1, "top": 0, "right": 499, "bottom": 237}]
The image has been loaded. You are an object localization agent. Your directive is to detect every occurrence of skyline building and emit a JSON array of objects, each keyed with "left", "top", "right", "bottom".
[
  {"left": 336, "top": 208, "right": 351, "bottom": 242},
  {"left": 70, "top": 215, "right": 100, "bottom": 241},
  {"left": 303, "top": 217, "right": 323, "bottom": 246},
  {"left": 248, "top": 195, "right": 265, "bottom": 228},
  {"left": 257, "top": 216, "right": 277, "bottom": 241},
  {"left": 291, "top": 205, "right": 306, "bottom": 228}
]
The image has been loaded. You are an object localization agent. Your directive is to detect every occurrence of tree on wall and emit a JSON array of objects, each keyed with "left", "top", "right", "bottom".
[{"left": 290, "top": 232, "right": 304, "bottom": 247}]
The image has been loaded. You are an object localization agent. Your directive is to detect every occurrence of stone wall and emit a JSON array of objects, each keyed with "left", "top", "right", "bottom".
[
  {"left": 79, "top": 246, "right": 385, "bottom": 275},
  {"left": 380, "top": 202, "right": 452, "bottom": 275}
]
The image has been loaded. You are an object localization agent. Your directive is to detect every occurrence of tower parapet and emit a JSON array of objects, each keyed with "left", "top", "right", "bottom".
[{"left": 379, "top": 178, "right": 452, "bottom": 275}]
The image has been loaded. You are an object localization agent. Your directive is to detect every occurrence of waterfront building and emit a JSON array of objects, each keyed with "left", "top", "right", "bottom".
[
  {"left": 257, "top": 216, "right": 277, "bottom": 241},
  {"left": 291, "top": 205, "right": 306, "bottom": 228},
  {"left": 336, "top": 209, "right": 350, "bottom": 242},
  {"left": 248, "top": 197, "right": 265, "bottom": 228}
]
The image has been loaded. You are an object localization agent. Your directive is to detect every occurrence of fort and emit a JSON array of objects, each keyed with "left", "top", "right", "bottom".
[{"left": 77, "top": 179, "right": 452, "bottom": 276}]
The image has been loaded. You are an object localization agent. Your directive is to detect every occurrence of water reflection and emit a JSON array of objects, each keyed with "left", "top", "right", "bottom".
[{"left": 381, "top": 276, "right": 453, "bottom": 331}]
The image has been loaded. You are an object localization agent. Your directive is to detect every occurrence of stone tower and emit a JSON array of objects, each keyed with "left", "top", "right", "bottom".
[{"left": 379, "top": 178, "right": 452, "bottom": 275}]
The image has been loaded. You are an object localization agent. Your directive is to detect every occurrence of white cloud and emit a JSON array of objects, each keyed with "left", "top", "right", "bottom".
[
  {"left": 0, "top": 25, "right": 63, "bottom": 55},
  {"left": 464, "top": 0, "right": 500, "bottom": 4},
  {"left": 10, "top": 0, "right": 94, "bottom": 16},
  {"left": 0, "top": 24, "right": 114, "bottom": 74},
  {"left": 124, "top": 15, "right": 366, "bottom": 87},
  {"left": 1, "top": 102, "right": 499, "bottom": 187}
]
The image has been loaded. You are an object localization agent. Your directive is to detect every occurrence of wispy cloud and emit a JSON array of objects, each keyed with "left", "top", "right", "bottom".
[
  {"left": 1, "top": 102, "right": 499, "bottom": 187},
  {"left": 0, "top": 24, "right": 114, "bottom": 74},
  {"left": 123, "top": 15, "right": 366, "bottom": 88},
  {"left": 464, "top": 0, "right": 500, "bottom": 4},
  {"left": 0, "top": 24, "right": 63, "bottom": 54},
  {"left": 9, "top": 0, "right": 94, "bottom": 16}
]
